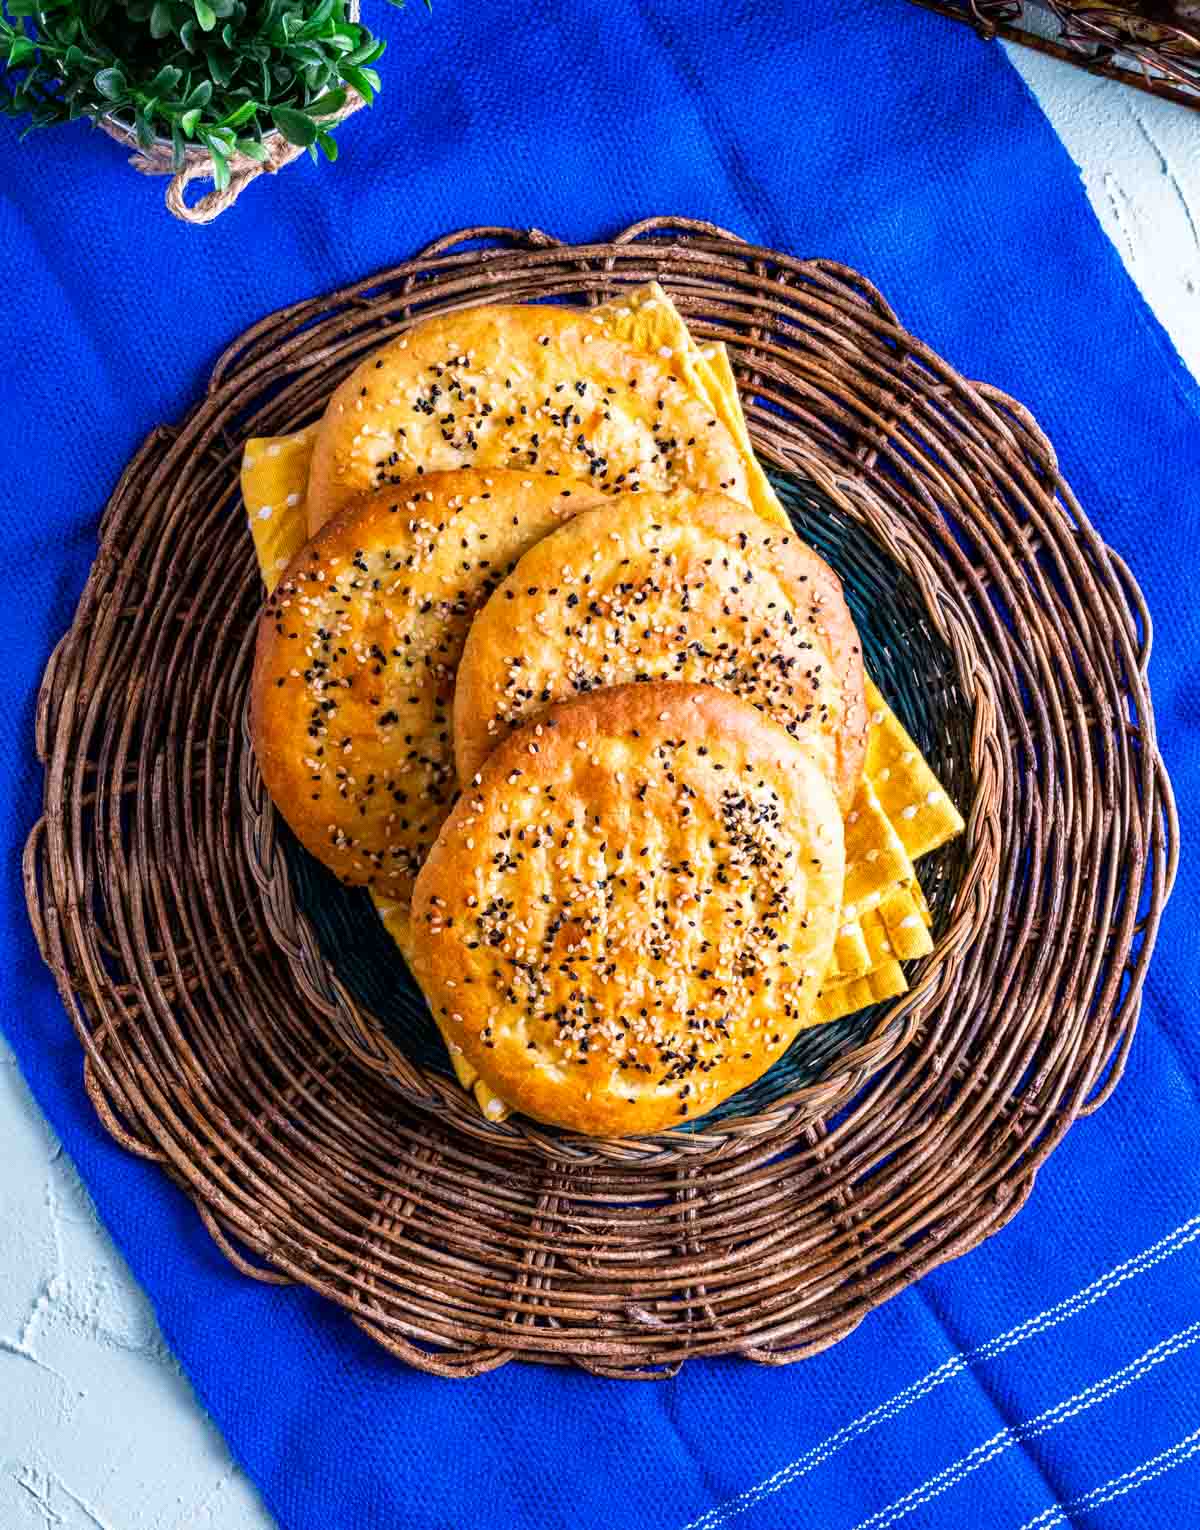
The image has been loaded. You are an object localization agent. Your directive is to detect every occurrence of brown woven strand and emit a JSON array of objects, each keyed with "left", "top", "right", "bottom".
[
  {"left": 911, "top": 0, "right": 1200, "bottom": 111},
  {"left": 23, "top": 221, "right": 1176, "bottom": 1373}
]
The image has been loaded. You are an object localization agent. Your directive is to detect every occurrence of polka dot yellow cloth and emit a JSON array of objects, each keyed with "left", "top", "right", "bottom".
[{"left": 242, "top": 285, "right": 964, "bottom": 1123}]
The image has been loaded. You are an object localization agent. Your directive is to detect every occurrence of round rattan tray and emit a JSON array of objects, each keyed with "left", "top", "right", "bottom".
[{"left": 24, "top": 219, "right": 1176, "bottom": 1375}]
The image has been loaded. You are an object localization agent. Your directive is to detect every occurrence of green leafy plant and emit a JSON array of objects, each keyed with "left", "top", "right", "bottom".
[{"left": 0, "top": 0, "right": 419, "bottom": 189}]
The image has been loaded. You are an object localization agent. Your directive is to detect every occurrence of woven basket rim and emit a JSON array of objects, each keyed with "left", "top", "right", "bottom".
[
  {"left": 911, "top": 0, "right": 1200, "bottom": 114},
  {"left": 23, "top": 219, "right": 1178, "bottom": 1372}
]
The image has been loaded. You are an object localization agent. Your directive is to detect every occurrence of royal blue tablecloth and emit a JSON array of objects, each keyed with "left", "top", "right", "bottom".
[{"left": 3, "top": 3, "right": 1199, "bottom": 1527}]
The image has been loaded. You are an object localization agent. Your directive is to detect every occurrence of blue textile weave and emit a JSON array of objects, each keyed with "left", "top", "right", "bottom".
[{"left": 3, "top": 3, "right": 1199, "bottom": 1528}]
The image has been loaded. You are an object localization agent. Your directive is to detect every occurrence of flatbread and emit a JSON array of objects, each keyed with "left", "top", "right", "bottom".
[
  {"left": 305, "top": 291, "right": 773, "bottom": 535},
  {"left": 250, "top": 469, "right": 605, "bottom": 896},
  {"left": 452, "top": 491, "right": 868, "bottom": 811},
  {"left": 410, "top": 683, "right": 845, "bottom": 1136},
  {"left": 241, "top": 292, "right": 966, "bottom": 1122},
  {"left": 242, "top": 451, "right": 964, "bottom": 1104}
]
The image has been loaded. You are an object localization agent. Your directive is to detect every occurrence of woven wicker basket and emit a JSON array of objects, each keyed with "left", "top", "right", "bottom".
[
  {"left": 24, "top": 220, "right": 1176, "bottom": 1374},
  {"left": 913, "top": 0, "right": 1200, "bottom": 111}
]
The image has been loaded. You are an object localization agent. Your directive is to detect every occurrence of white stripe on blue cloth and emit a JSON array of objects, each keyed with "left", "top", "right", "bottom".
[
  {"left": 842, "top": 1322, "right": 1200, "bottom": 1530},
  {"left": 681, "top": 1212, "right": 1200, "bottom": 1530},
  {"left": 1014, "top": 1422, "right": 1200, "bottom": 1530}
]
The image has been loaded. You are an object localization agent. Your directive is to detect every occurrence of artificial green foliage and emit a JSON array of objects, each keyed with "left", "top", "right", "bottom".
[{"left": 0, "top": 0, "right": 418, "bottom": 188}]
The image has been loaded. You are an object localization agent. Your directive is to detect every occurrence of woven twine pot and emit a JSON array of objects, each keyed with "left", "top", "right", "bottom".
[
  {"left": 24, "top": 220, "right": 1177, "bottom": 1376},
  {"left": 96, "top": 0, "right": 363, "bottom": 225}
]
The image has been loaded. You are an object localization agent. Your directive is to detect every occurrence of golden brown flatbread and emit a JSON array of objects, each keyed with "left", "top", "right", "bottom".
[
  {"left": 250, "top": 469, "right": 605, "bottom": 896},
  {"left": 306, "top": 297, "right": 761, "bottom": 534},
  {"left": 411, "top": 682, "right": 845, "bottom": 1136},
  {"left": 452, "top": 490, "right": 868, "bottom": 811}
]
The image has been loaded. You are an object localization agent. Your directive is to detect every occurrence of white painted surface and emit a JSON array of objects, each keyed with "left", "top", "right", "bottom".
[
  {"left": 1005, "top": 43, "right": 1200, "bottom": 376},
  {"left": 0, "top": 1045, "right": 271, "bottom": 1529},
  {"left": 2, "top": 43, "right": 1198, "bottom": 1530}
]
